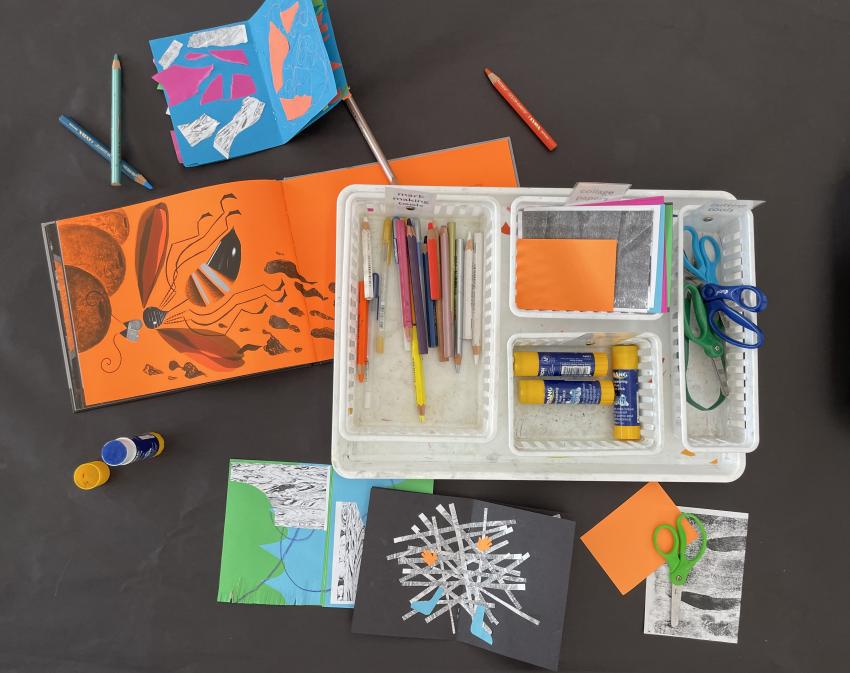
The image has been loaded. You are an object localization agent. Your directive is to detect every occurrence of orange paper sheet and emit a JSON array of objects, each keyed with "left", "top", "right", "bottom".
[
  {"left": 515, "top": 238, "right": 616, "bottom": 312},
  {"left": 580, "top": 482, "right": 697, "bottom": 595},
  {"left": 51, "top": 138, "right": 518, "bottom": 408}
]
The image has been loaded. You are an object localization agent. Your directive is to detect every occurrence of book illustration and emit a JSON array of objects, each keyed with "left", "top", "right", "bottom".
[
  {"left": 387, "top": 502, "right": 536, "bottom": 645},
  {"left": 230, "top": 462, "right": 330, "bottom": 529},
  {"left": 217, "top": 460, "right": 433, "bottom": 607}
]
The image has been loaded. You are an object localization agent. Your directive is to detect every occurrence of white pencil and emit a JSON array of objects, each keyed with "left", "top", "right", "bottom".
[
  {"left": 454, "top": 237, "right": 464, "bottom": 372},
  {"left": 361, "top": 217, "right": 374, "bottom": 300},
  {"left": 472, "top": 232, "right": 483, "bottom": 365},
  {"left": 463, "top": 234, "right": 473, "bottom": 340}
]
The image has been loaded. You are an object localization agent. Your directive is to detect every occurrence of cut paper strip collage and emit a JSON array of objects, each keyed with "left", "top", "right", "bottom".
[{"left": 149, "top": 0, "right": 345, "bottom": 166}]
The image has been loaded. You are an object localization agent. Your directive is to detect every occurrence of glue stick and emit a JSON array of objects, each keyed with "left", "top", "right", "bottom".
[
  {"left": 101, "top": 432, "right": 165, "bottom": 467},
  {"left": 514, "top": 351, "right": 608, "bottom": 377},
  {"left": 518, "top": 379, "right": 614, "bottom": 405},
  {"left": 612, "top": 345, "right": 641, "bottom": 440}
]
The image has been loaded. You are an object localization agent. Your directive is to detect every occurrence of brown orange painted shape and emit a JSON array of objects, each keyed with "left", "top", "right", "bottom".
[
  {"left": 475, "top": 536, "right": 492, "bottom": 553},
  {"left": 421, "top": 549, "right": 438, "bottom": 566}
]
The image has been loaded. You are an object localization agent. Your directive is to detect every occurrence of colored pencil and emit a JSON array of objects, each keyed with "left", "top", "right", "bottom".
[
  {"left": 375, "top": 218, "right": 392, "bottom": 354},
  {"left": 454, "top": 237, "right": 464, "bottom": 372},
  {"left": 394, "top": 218, "right": 412, "bottom": 344},
  {"left": 58, "top": 116, "right": 153, "bottom": 189},
  {"left": 356, "top": 281, "right": 368, "bottom": 382},
  {"left": 473, "top": 232, "right": 483, "bottom": 365},
  {"left": 410, "top": 309, "right": 427, "bottom": 422},
  {"left": 422, "top": 242, "right": 438, "bottom": 348},
  {"left": 448, "top": 221, "right": 457, "bottom": 314},
  {"left": 111, "top": 54, "right": 122, "bottom": 185},
  {"left": 406, "top": 224, "right": 428, "bottom": 355},
  {"left": 484, "top": 67, "right": 558, "bottom": 151},
  {"left": 426, "top": 223, "right": 441, "bottom": 300},
  {"left": 439, "top": 226, "right": 454, "bottom": 359},
  {"left": 361, "top": 217, "right": 374, "bottom": 299},
  {"left": 463, "top": 234, "right": 473, "bottom": 340}
]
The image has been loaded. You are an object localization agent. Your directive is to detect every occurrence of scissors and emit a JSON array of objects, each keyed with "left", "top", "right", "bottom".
[
  {"left": 652, "top": 512, "right": 708, "bottom": 628},
  {"left": 683, "top": 226, "right": 721, "bottom": 284},
  {"left": 683, "top": 282, "right": 729, "bottom": 401},
  {"left": 701, "top": 282, "right": 767, "bottom": 349}
]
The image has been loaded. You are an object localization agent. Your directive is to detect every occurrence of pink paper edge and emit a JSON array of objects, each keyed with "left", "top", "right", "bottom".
[{"left": 170, "top": 130, "right": 184, "bottom": 164}]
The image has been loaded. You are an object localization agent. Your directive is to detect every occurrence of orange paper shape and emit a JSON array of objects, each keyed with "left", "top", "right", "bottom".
[
  {"left": 280, "top": 95, "right": 312, "bottom": 120},
  {"left": 268, "top": 21, "right": 289, "bottom": 93},
  {"left": 421, "top": 549, "right": 438, "bottom": 566},
  {"left": 475, "top": 536, "right": 492, "bottom": 553},
  {"left": 515, "top": 238, "right": 616, "bottom": 312},
  {"left": 280, "top": 2, "right": 299, "bottom": 32},
  {"left": 580, "top": 482, "right": 697, "bottom": 595}
]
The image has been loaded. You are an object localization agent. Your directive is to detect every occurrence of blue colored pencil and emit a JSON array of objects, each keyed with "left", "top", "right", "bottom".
[
  {"left": 422, "top": 242, "right": 438, "bottom": 348},
  {"left": 59, "top": 115, "right": 153, "bottom": 189},
  {"left": 111, "top": 54, "right": 122, "bottom": 186}
]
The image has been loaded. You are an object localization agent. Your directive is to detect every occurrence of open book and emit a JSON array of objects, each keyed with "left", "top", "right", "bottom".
[
  {"left": 41, "top": 138, "right": 518, "bottom": 410},
  {"left": 149, "top": 0, "right": 348, "bottom": 166}
]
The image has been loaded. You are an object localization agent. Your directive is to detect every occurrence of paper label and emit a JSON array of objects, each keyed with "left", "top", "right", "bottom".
[
  {"left": 567, "top": 182, "right": 631, "bottom": 204},
  {"left": 387, "top": 188, "right": 434, "bottom": 212},
  {"left": 694, "top": 200, "right": 765, "bottom": 220}
]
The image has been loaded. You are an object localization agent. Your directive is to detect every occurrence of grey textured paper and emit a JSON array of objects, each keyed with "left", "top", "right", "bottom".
[
  {"left": 644, "top": 507, "right": 748, "bottom": 643},
  {"left": 521, "top": 208, "right": 656, "bottom": 310}
]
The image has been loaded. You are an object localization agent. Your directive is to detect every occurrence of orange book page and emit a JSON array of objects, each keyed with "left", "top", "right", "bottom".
[
  {"left": 56, "top": 180, "right": 317, "bottom": 407},
  {"left": 281, "top": 138, "right": 519, "bottom": 360},
  {"left": 580, "top": 482, "right": 697, "bottom": 595},
  {"left": 515, "top": 239, "right": 616, "bottom": 312}
]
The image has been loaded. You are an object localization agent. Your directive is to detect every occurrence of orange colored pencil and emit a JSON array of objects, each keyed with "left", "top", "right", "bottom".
[
  {"left": 356, "top": 281, "right": 368, "bottom": 382},
  {"left": 484, "top": 67, "right": 557, "bottom": 151}
]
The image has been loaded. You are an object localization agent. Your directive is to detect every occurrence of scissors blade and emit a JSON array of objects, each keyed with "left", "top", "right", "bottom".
[
  {"left": 670, "top": 584, "right": 682, "bottom": 628},
  {"left": 711, "top": 358, "right": 729, "bottom": 396}
]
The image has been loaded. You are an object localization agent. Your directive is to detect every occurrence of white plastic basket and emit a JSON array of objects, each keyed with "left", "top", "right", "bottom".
[
  {"left": 670, "top": 205, "right": 760, "bottom": 452},
  {"left": 336, "top": 191, "right": 501, "bottom": 442},
  {"left": 508, "top": 195, "right": 663, "bottom": 321},
  {"left": 507, "top": 332, "right": 663, "bottom": 456}
]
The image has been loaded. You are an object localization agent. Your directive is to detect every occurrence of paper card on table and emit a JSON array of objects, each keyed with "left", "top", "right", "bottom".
[
  {"left": 515, "top": 238, "right": 616, "bottom": 312},
  {"left": 352, "top": 489, "right": 576, "bottom": 671},
  {"left": 581, "top": 482, "right": 697, "bottom": 595},
  {"left": 644, "top": 507, "right": 748, "bottom": 643},
  {"left": 217, "top": 460, "right": 432, "bottom": 607},
  {"left": 42, "top": 138, "right": 518, "bottom": 410},
  {"left": 149, "top": 0, "right": 339, "bottom": 166}
]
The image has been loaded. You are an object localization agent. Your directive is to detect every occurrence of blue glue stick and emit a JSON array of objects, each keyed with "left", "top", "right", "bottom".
[
  {"left": 517, "top": 379, "right": 614, "bottom": 405},
  {"left": 101, "top": 432, "right": 165, "bottom": 466},
  {"left": 612, "top": 345, "right": 641, "bottom": 440},
  {"left": 514, "top": 351, "right": 609, "bottom": 377}
]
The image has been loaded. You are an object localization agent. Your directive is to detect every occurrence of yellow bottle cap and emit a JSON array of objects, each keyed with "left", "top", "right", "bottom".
[
  {"left": 150, "top": 432, "right": 166, "bottom": 456},
  {"left": 599, "top": 379, "right": 615, "bottom": 405},
  {"left": 513, "top": 352, "right": 540, "bottom": 377},
  {"left": 73, "top": 461, "right": 111, "bottom": 490},
  {"left": 613, "top": 425, "right": 642, "bottom": 440},
  {"left": 517, "top": 379, "right": 545, "bottom": 404},
  {"left": 593, "top": 352, "right": 610, "bottom": 377},
  {"left": 612, "top": 344, "right": 639, "bottom": 370}
]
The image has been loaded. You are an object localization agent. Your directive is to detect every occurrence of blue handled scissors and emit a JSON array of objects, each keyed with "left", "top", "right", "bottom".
[
  {"left": 701, "top": 283, "right": 767, "bottom": 349},
  {"left": 683, "top": 226, "right": 721, "bottom": 284}
]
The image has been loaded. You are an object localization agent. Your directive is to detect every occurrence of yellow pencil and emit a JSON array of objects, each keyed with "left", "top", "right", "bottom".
[{"left": 410, "top": 315, "right": 426, "bottom": 422}]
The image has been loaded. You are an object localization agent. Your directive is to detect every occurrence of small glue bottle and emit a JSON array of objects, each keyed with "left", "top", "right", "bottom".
[
  {"left": 518, "top": 379, "right": 614, "bottom": 405},
  {"left": 101, "top": 432, "right": 165, "bottom": 467},
  {"left": 514, "top": 351, "right": 608, "bottom": 377},
  {"left": 612, "top": 345, "right": 641, "bottom": 440}
]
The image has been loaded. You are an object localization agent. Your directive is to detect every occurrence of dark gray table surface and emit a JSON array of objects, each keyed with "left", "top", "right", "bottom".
[{"left": 2, "top": 1, "right": 848, "bottom": 671}]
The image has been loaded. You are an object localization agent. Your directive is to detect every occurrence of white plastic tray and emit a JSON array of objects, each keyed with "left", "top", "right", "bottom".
[{"left": 332, "top": 186, "right": 755, "bottom": 482}]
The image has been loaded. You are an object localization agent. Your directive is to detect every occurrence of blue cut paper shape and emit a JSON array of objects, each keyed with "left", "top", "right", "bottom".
[
  {"left": 149, "top": 0, "right": 346, "bottom": 166},
  {"left": 411, "top": 586, "right": 445, "bottom": 615},
  {"left": 470, "top": 604, "right": 493, "bottom": 644}
]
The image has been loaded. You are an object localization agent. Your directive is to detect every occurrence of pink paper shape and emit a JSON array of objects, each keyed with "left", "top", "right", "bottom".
[
  {"left": 201, "top": 75, "right": 224, "bottom": 104},
  {"left": 152, "top": 64, "right": 214, "bottom": 106},
  {"left": 280, "top": 2, "right": 299, "bottom": 32},
  {"left": 230, "top": 73, "right": 256, "bottom": 99},
  {"left": 185, "top": 53, "right": 208, "bottom": 60},
  {"left": 210, "top": 49, "right": 249, "bottom": 65},
  {"left": 280, "top": 95, "right": 312, "bottom": 120}
]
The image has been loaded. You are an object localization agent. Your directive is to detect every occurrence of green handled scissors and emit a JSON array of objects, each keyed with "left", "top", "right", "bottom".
[
  {"left": 683, "top": 282, "right": 728, "bottom": 409},
  {"left": 652, "top": 512, "right": 708, "bottom": 627}
]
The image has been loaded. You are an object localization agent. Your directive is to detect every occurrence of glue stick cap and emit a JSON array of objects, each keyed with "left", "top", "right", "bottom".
[
  {"left": 73, "top": 461, "right": 110, "bottom": 490},
  {"left": 513, "top": 351, "right": 540, "bottom": 377},
  {"left": 599, "top": 379, "right": 615, "bottom": 405},
  {"left": 612, "top": 344, "right": 639, "bottom": 370},
  {"left": 518, "top": 379, "right": 545, "bottom": 404},
  {"left": 101, "top": 437, "right": 135, "bottom": 466}
]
